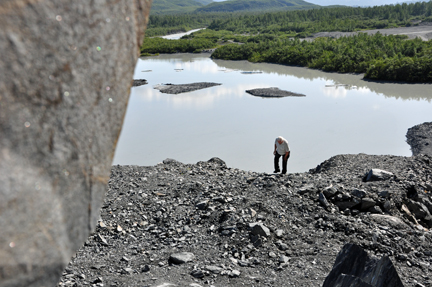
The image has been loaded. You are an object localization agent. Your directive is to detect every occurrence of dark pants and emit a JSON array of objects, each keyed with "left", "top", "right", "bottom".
[{"left": 274, "top": 152, "right": 289, "bottom": 174}]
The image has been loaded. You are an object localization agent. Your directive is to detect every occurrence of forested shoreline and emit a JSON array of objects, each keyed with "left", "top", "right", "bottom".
[{"left": 142, "top": 1, "right": 432, "bottom": 82}]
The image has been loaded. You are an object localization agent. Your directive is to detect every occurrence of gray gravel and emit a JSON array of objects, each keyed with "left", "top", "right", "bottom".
[{"left": 57, "top": 123, "right": 432, "bottom": 287}]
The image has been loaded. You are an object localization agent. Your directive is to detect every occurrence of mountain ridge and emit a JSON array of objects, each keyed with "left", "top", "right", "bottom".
[{"left": 151, "top": 0, "right": 320, "bottom": 15}]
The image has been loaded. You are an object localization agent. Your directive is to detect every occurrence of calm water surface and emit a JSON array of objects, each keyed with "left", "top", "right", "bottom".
[{"left": 113, "top": 53, "right": 432, "bottom": 173}]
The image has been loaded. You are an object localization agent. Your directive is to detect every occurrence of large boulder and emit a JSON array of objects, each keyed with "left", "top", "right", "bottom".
[
  {"left": 0, "top": 1, "right": 152, "bottom": 286},
  {"left": 323, "top": 244, "right": 404, "bottom": 287}
]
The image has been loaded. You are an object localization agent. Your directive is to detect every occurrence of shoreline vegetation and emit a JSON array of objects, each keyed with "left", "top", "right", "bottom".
[{"left": 142, "top": 1, "right": 432, "bottom": 83}]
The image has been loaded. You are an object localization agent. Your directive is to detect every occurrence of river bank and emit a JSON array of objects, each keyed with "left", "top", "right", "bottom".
[{"left": 58, "top": 122, "right": 432, "bottom": 287}]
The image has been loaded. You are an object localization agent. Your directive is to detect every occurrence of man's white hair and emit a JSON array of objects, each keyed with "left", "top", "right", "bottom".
[{"left": 276, "top": 136, "right": 285, "bottom": 142}]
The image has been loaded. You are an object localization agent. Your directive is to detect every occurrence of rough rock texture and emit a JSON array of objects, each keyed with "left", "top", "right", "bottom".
[
  {"left": 0, "top": 1, "right": 152, "bottom": 286},
  {"left": 407, "top": 122, "right": 432, "bottom": 156},
  {"left": 58, "top": 153, "right": 432, "bottom": 287},
  {"left": 323, "top": 243, "right": 403, "bottom": 287},
  {"left": 245, "top": 87, "right": 306, "bottom": 98},
  {"left": 154, "top": 82, "right": 222, "bottom": 94}
]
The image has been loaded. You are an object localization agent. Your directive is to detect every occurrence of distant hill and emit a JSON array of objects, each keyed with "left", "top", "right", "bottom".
[
  {"left": 195, "top": 0, "right": 320, "bottom": 13},
  {"left": 151, "top": 0, "right": 214, "bottom": 15}
]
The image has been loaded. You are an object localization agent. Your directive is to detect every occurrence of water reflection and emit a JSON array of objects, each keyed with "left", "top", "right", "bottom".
[
  {"left": 213, "top": 58, "right": 432, "bottom": 102},
  {"left": 114, "top": 53, "right": 432, "bottom": 173}
]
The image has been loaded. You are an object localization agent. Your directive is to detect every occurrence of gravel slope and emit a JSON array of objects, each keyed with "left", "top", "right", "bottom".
[{"left": 58, "top": 145, "right": 432, "bottom": 287}]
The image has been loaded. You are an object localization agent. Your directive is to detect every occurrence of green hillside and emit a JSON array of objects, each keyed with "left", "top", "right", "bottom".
[
  {"left": 195, "top": 0, "right": 319, "bottom": 13},
  {"left": 150, "top": 0, "right": 214, "bottom": 15}
]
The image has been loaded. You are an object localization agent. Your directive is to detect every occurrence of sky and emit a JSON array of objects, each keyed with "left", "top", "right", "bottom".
[{"left": 212, "top": 0, "right": 420, "bottom": 7}]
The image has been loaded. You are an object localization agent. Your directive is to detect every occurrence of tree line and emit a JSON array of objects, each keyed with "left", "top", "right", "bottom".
[
  {"left": 211, "top": 33, "right": 432, "bottom": 82},
  {"left": 142, "top": 1, "right": 432, "bottom": 82}
]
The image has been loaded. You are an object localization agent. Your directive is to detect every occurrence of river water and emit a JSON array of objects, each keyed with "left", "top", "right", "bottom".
[{"left": 113, "top": 52, "right": 432, "bottom": 173}]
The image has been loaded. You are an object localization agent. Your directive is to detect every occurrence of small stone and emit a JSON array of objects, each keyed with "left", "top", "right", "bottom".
[
  {"left": 360, "top": 198, "right": 376, "bottom": 211},
  {"left": 229, "top": 270, "right": 241, "bottom": 278},
  {"left": 323, "top": 186, "right": 338, "bottom": 198},
  {"left": 251, "top": 223, "right": 271, "bottom": 237},
  {"left": 169, "top": 252, "right": 195, "bottom": 264},
  {"left": 319, "top": 192, "right": 330, "bottom": 208},
  {"left": 196, "top": 200, "right": 208, "bottom": 210},
  {"left": 351, "top": 189, "right": 366, "bottom": 198},
  {"left": 275, "top": 229, "right": 284, "bottom": 237},
  {"left": 269, "top": 252, "right": 277, "bottom": 258},
  {"left": 205, "top": 265, "right": 223, "bottom": 274},
  {"left": 279, "top": 255, "right": 290, "bottom": 264},
  {"left": 365, "top": 169, "right": 394, "bottom": 181},
  {"left": 190, "top": 269, "right": 205, "bottom": 278},
  {"left": 247, "top": 208, "right": 257, "bottom": 217},
  {"left": 122, "top": 267, "right": 133, "bottom": 274},
  {"left": 96, "top": 234, "right": 108, "bottom": 246},
  {"left": 369, "top": 205, "right": 383, "bottom": 214}
]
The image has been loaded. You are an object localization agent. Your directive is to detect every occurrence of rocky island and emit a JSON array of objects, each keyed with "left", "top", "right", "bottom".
[
  {"left": 57, "top": 123, "right": 432, "bottom": 287},
  {"left": 154, "top": 83, "right": 222, "bottom": 94},
  {"left": 246, "top": 87, "right": 306, "bottom": 98}
]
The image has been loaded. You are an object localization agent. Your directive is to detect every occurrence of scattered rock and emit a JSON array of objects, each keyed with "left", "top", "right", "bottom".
[
  {"left": 251, "top": 223, "right": 271, "bottom": 237},
  {"left": 169, "top": 252, "right": 196, "bottom": 264},
  {"left": 365, "top": 169, "right": 394, "bottom": 181}
]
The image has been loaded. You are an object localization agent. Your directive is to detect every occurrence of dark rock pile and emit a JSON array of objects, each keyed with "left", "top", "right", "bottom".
[
  {"left": 407, "top": 122, "right": 432, "bottom": 156},
  {"left": 58, "top": 153, "right": 432, "bottom": 287},
  {"left": 154, "top": 82, "right": 222, "bottom": 94},
  {"left": 246, "top": 87, "right": 306, "bottom": 98}
]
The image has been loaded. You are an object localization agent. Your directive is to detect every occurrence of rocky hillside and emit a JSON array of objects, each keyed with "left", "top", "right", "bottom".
[
  {"left": 58, "top": 147, "right": 432, "bottom": 286},
  {"left": 150, "top": 0, "right": 214, "bottom": 15}
]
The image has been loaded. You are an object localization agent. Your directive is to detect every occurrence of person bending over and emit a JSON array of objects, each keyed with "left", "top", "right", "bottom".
[{"left": 274, "top": 136, "right": 290, "bottom": 174}]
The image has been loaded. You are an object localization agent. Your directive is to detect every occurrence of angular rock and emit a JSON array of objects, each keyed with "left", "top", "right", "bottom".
[
  {"left": 351, "top": 189, "right": 367, "bottom": 198},
  {"left": 360, "top": 198, "right": 376, "bottom": 211},
  {"left": 323, "top": 186, "right": 338, "bottom": 198},
  {"left": 169, "top": 252, "right": 195, "bottom": 264},
  {"left": 191, "top": 269, "right": 205, "bottom": 278},
  {"left": 323, "top": 243, "right": 404, "bottom": 287},
  {"left": 319, "top": 192, "right": 331, "bottom": 208},
  {"left": 334, "top": 198, "right": 361, "bottom": 210},
  {"left": 251, "top": 223, "right": 271, "bottom": 237},
  {"left": 406, "top": 199, "right": 431, "bottom": 220},
  {"left": 196, "top": 200, "right": 209, "bottom": 210},
  {"left": 365, "top": 169, "right": 394, "bottom": 182},
  {"left": 205, "top": 265, "right": 223, "bottom": 274}
]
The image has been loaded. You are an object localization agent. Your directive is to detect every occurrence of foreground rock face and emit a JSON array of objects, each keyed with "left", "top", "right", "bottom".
[
  {"left": 59, "top": 154, "right": 432, "bottom": 287},
  {"left": 323, "top": 243, "right": 403, "bottom": 287},
  {"left": 0, "top": 1, "right": 151, "bottom": 286}
]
